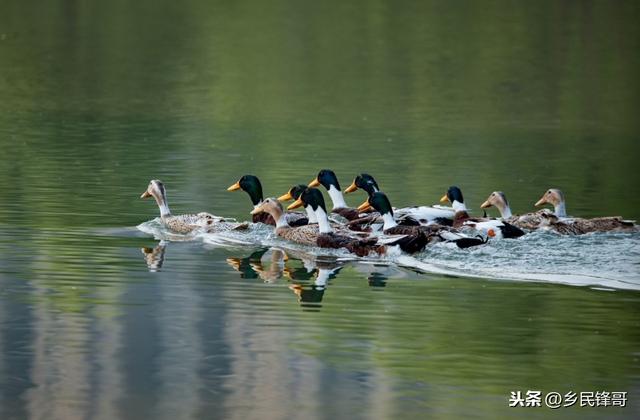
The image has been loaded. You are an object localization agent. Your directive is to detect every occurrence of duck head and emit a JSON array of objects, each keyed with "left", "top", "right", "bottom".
[
  {"left": 480, "top": 191, "right": 513, "bottom": 219},
  {"left": 278, "top": 185, "right": 318, "bottom": 223},
  {"left": 227, "top": 175, "right": 264, "bottom": 206},
  {"left": 357, "top": 192, "right": 397, "bottom": 230},
  {"left": 308, "top": 169, "right": 347, "bottom": 209},
  {"left": 344, "top": 173, "right": 380, "bottom": 196},
  {"left": 250, "top": 198, "right": 287, "bottom": 227},
  {"left": 535, "top": 188, "right": 567, "bottom": 217},
  {"left": 141, "top": 179, "right": 171, "bottom": 218},
  {"left": 440, "top": 186, "right": 467, "bottom": 211},
  {"left": 288, "top": 187, "right": 332, "bottom": 233}
]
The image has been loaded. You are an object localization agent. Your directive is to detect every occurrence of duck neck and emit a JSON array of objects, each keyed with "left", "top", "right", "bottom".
[
  {"left": 554, "top": 202, "right": 567, "bottom": 218},
  {"left": 269, "top": 206, "right": 289, "bottom": 228},
  {"left": 154, "top": 192, "right": 172, "bottom": 218},
  {"left": 327, "top": 185, "right": 347, "bottom": 209},
  {"left": 305, "top": 206, "right": 318, "bottom": 223},
  {"left": 452, "top": 200, "right": 467, "bottom": 212},
  {"left": 382, "top": 212, "right": 397, "bottom": 230},
  {"left": 314, "top": 206, "right": 333, "bottom": 233},
  {"left": 498, "top": 204, "right": 513, "bottom": 219}
]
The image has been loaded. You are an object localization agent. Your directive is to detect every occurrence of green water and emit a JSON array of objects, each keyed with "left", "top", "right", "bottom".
[{"left": 1, "top": 1, "right": 639, "bottom": 418}]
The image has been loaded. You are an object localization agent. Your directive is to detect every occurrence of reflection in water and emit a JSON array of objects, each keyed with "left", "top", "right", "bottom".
[
  {"left": 141, "top": 241, "right": 168, "bottom": 272},
  {"left": 225, "top": 248, "right": 355, "bottom": 309}
]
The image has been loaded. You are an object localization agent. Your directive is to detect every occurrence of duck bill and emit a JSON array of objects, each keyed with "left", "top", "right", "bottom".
[
  {"left": 277, "top": 191, "right": 293, "bottom": 202},
  {"left": 250, "top": 206, "right": 264, "bottom": 215},
  {"left": 308, "top": 177, "right": 321, "bottom": 187},
  {"left": 534, "top": 196, "right": 547, "bottom": 207},
  {"left": 140, "top": 191, "right": 152, "bottom": 199},
  {"left": 439, "top": 194, "right": 449, "bottom": 203},
  {"left": 344, "top": 181, "right": 358, "bottom": 194},
  {"left": 357, "top": 201, "right": 373, "bottom": 212},
  {"left": 287, "top": 198, "right": 304, "bottom": 210},
  {"left": 227, "top": 181, "right": 241, "bottom": 192},
  {"left": 480, "top": 200, "right": 492, "bottom": 209}
]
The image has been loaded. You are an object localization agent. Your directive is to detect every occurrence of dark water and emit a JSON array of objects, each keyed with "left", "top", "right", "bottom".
[{"left": 1, "top": 1, "right": 639, "bottom": 418}]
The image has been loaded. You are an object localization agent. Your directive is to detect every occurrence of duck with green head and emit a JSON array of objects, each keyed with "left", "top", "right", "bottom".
[
  {"left": 308, "top": 169, "right": 369, "bottom": 221},
  {"left": 227, "top": 175, "right": 308, "bottom": 226}
]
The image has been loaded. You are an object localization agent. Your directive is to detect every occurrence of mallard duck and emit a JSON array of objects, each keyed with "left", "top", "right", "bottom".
[
  {"left": 141, "top": 179, "right": 235, "bottom": 234},
  {"left": 277, "top": 184, "right": 318, "bottom": 224},
  {"left": 534, "top": 188, "right": 637, "bottom": 233},
  {"left": 439, "top": 186, "right": 468, "bottom": 212},
  {"left": 308, "top": 169, "right": 368, "bottom": 221},
  {"left": 252, "top": 191, "right": 383, "bottom": 257},
  {"left": 358, "top": 192, "right": 490, "bottom": 250},
  {"left": 344, "top": 173, "right": 380, "bottom": 195},
  {"left": 227, "top": 175, "right": 308, "bottom": 226}
]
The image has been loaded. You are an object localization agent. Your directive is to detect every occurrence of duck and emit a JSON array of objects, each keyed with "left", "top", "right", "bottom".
[
  {"left": 141, "top": 179, "right": 241, "bottom": 234},
  {"left": 480, "top": 191, "right": 554, "bottom": 231},
  {"left": 534, "top": 188, "right": 637, "bottom": 234},
  {"left": 344, "top": 173, "right": 380, "bottom": 195},
  {"left": 439, "top": 186, "right": 525, "bottom": 238},
  {"left": 438, "top": 186, "right": 469, "bottom": 212},
  {"left": 251, "top": 190, "right": 384, "bottom": 257},
  {"left": 308, "top": 169, "right": 368, "bottom": 221},
  {"left": 357, "top": 191, "right": 491, "bottom": 250},
  {"left": 277, "top": 184, "right": 318, "bottom": 224},
  {"left": 227, "top": 175, "right": 308, "bottom": 226}
]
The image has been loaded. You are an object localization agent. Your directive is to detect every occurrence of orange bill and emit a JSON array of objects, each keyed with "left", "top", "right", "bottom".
[
  {"left": 140, "top": 191, "right": 152, "bottom": 199},
  {"left": 357, "top": 200, "right": 373, "bottom": 212},
  {"left": 480, "top": 200, "right": 492, "bottom": 209},
  {"left": 287, "top": 198, "right": 304, "bottom": 210},
  {"left": 440, "top": 194, "right": 449, "bottom": 203}
]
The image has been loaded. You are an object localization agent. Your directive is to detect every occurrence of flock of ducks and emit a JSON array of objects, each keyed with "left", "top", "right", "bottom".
[{"left": 140, "top": 170, "right": 636, "bottom": 257}]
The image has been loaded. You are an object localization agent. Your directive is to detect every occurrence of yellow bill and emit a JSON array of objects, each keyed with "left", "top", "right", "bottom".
[
  {"left": 308, "top": 177, "right": 321, "bottom": 187},
  {"left": 227, "top": 181, "right": 241, "bottom": 192},
  {"left": 277, "top": 191, "right": 293, "bottom": 202},
  {"left": 344, "top": 181, "right": 358, "bottom": 194}
]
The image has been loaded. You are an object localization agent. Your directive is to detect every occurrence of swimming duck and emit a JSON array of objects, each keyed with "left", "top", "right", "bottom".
[
  {"left": 534, "top": 188, "right": 637, "bottom": 234},
  {"left": 252, "top": 190, "right": 383, "bottom": 257},
  {"left": 308, "top": 169, "right": 367, "bottom": 221},
  {"left": 141, "top": 180, "right": 236, "bottom": 234},
  {"left": 227, "top": 175, "right": 308, "bottom": 226},
  {"left": 480, "top": 191, "right": 553, "bottom": 231},
  {"left": 358, "top": 192, "right": 489, "bottom": 250}
]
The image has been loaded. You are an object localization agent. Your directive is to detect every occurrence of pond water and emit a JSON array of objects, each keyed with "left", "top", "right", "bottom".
[{"left": 1, "top": 1, "right": 639, "bottom": 419}]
